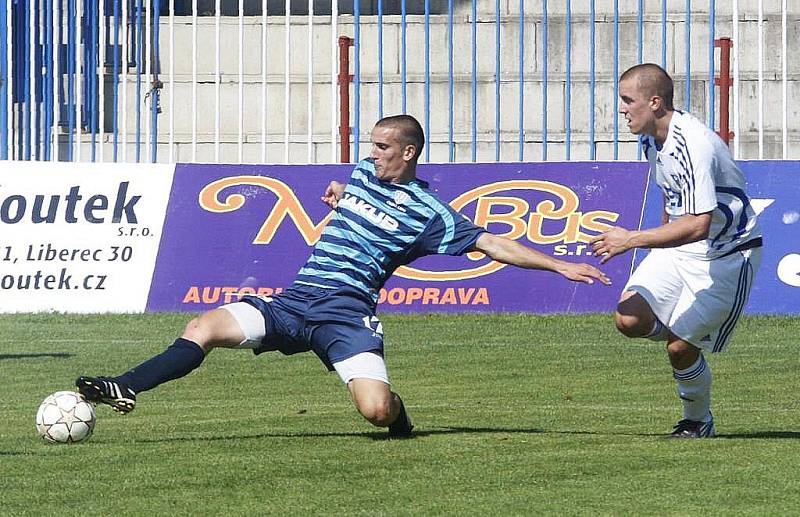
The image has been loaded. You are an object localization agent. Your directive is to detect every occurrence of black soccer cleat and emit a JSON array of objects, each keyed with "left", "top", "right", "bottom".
[
  {"left": 669, "top": 415, "right": 716, "bottom": 439},
  {"left": 76, "top": 376, "right": 137, "bottom": 415},
  {"left": 388, "top": 396, "right": 414, "bottom": 438}
]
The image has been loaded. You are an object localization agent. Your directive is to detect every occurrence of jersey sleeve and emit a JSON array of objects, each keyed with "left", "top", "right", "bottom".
[{"left": 417, "top": 203, "right": 486, "bottom": 256}]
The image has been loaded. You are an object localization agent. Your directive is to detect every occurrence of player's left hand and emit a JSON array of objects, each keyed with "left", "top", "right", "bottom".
[
  {"left": 557, "top": 262, "right": 612, "bottom": 285},
  {"left": 321, "top": 181, "right": 345, "bottom": 209},
  {"left": 590, "top": 227, "right": 632, "bottom": 264}
]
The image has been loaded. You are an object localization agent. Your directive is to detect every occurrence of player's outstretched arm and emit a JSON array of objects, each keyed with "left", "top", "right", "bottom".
[
  {"left": 589, "top": 212, "right": 712, "bottom": 264},
  {"left": 472, "top": 233, "right": 611, "bottom": 285},
  {"left": 321, "top": 181, "right": 346, "bottom": 209}
]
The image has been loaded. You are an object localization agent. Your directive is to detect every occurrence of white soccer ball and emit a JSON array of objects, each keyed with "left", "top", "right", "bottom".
[{"left": 35, "top": 391, "right": 96, "bottom": 444}]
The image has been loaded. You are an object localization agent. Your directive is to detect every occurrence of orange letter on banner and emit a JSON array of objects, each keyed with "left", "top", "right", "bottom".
[
  {"left": 198, "top": 176, "right": 334, "bottom": 245},
  {"left": 474, "top": 196, "right": 530, "bottom": 239},
  {"left": 472, "top": 288, "right": 490, "bottom": 305},
  {"left": 578, "top": 210, "right": 619, "bottom": 240},
  {"left": 528, "top": 212, "right": 583, "bottom": 244},
  {"left": 525, "top": 186, "right": 582, "bottom": 244},
  {"left": 183, "top": 287, "right": 200, "bottom": 303}
]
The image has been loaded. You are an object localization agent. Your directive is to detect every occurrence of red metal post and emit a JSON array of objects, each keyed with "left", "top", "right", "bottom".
[
  {"left": 714, "top": 37, "right": 734, "bottom": 146},
  {"left": 338, "top": 36, "right": 354, "bottom": 163}
]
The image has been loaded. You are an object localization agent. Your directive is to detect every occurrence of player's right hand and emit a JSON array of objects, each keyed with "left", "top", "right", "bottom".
[
  {"left": 589, "top": 226, "right": 632, "bottom": 264},
  {"left": 557, "top": 262, "right": 612, "bottom": 285}
]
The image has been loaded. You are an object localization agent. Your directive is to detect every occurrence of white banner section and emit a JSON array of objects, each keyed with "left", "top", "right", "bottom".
[{"left": 0, "top": 161, "right": 175, "bottom": 313}]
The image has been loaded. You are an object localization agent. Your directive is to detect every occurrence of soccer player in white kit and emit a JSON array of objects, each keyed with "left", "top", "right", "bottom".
[{"left": 591, "top": 64, "right": 762, "bottom": 438}]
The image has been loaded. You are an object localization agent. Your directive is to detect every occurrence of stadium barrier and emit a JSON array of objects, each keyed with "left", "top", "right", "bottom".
[
  {"left": 1, "top": 1, "right": 797, "bottom": 164},
  {"left": 0, "top": 160, "right": 796, "bottom": 314}
]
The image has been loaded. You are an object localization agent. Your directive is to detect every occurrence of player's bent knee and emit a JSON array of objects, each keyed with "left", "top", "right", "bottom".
[
  {"left": 667, "top": 340, "right": 700, "bottom": 363},
  {"left": 348, "top": 378, "right": 395, "bottom": 427},
  {"left": 356, "top": 397, "right": 394, "bottom": 427},
  {"left": 181, "top": 309, "right": 246, "bottom": 351},
  {"left": 614, "top": 311, "right": 647, "bottom": 338},
  {"left": 614, "top": 292, "right": 656, "bottom": 338},
  {"left": 181, "top": 316, "right": 205, "bottom": 342}
]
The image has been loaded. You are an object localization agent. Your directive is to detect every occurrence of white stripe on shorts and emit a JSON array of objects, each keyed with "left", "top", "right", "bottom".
[
  {"left": 220, "top": 301, "right": 267, "bottom": 348},
  {"left": 333, "top": 352, "right": 389, "bottom": 385}
]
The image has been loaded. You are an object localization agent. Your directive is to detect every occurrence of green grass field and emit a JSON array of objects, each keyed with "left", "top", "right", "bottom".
[{"left": 1, "top": 313, "right": 799, "bottom": 515}]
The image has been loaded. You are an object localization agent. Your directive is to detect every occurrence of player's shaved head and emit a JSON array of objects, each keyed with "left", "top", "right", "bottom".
[
  {"left": 620, "top": 63, "right": 674, "bottom": 109},
  {"left": 375, "top": 115, "right": 425, "bottom": 162}
]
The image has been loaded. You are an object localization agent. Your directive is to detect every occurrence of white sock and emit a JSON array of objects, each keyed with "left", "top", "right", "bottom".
[
  {"left": 673, "top": 354, "right": 712, "bottom": 422},
  {"left": 644, "top": 318, "right": 669, "bottom": 341}
]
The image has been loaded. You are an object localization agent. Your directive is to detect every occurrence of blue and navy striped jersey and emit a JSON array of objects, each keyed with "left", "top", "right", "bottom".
[{"left": 293, "top": 159, "right": 485, "bottom": 302}]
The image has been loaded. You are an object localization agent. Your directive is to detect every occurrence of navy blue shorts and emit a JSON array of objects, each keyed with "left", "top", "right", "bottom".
[{"left": 241, "top": 284, "right": 384, "bottom": 371}]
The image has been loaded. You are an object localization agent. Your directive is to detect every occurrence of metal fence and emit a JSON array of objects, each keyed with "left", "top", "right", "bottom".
[{"left": 1, "top": 0, "right": 797, "bottom": 164}]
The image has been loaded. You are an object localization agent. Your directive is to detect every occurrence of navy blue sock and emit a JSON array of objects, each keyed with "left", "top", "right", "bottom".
[{"left": 115, "top": 338, "right": 206, "bottom": 393}]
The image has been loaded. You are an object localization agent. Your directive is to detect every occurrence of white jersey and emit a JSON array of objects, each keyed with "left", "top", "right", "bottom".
[{"left": 641, "top": 110, "right": 762, "bottom": 260}]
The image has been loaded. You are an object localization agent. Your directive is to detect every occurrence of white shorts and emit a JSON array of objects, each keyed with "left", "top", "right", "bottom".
[
  {"left": 624, "top": 246, "right": 761, "bottom": 352},
  {"left": 220, "top": 302, "right": 390, "bottom": 385}
]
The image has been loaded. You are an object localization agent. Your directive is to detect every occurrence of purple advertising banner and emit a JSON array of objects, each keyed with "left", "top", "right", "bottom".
[
  {"left": 741, "top": 161, "right": 800, "bottom": 314},
  {"left": 147, "top": 162, "right": 649, "bottom": 313}
]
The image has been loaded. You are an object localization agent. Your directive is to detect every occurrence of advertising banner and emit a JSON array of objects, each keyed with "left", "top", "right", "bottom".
[
  {"left": 0, "top": 161, "right": 175, "bottom": 312},
  {"left": 739, "top": 161, "right": 800, "bottom": 314},
  {"left": 4, "top": 160, "right": 792, "bottom": 315},
  {"left": 146, "top": 162, "right": 649, "bottom": 313}
]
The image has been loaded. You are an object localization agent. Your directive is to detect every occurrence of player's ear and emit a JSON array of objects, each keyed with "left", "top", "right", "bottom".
[
  {"left": 649, "top": 95, "right": 663, "bottom": 112},
  {"left": 402, "top": 143, "right": 417, "bottom": 162}
]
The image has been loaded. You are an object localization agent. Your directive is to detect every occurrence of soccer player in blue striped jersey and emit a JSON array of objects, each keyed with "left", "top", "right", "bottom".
[
  {"left": 591, "top": 64, "right": 762, "bottom": 438},
  {"left": 77, "top": 115, "right": 610, "bottom": 437}
]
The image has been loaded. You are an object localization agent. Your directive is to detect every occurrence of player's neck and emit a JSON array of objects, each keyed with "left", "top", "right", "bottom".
[
  {"left": 653, "top": 110, "right": 674, "bottom": 147},
  {"left": 389, "top": 165, "right": 418, "bottom": 184}
]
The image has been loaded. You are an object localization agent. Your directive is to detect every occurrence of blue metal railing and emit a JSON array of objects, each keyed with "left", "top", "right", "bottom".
[
  {"left": 564, "top": 0, "right": 571, "bottom": 161},
  {"left": 470, "top": 0, "right": 476, "bottom": 162},
  {"left": 0, "top": 0, "right": 7, "bottom": 160},
  {"left": 685, "top": 0, "right": 692, "bottom": 111},
  {"left": 401, "top": 0, "right": 407, "bottom": 114},
  {"left": 151, "top": 0, "right": 161, "bottom": 164},
  {"left": 541, "top": 0, "right": 547, "bottom": 161},
  {"left": 613, "top": 0, "right": 619, "bottom": 160},
  {"left": 494, "top": 0, "right": 500, "bottom": 162},
  {"left": 3, "top": 0, "right": 159, "bottom": 162},
  {"left": 447, "top": 0, "right": 453, "bottom": 162},
  {"left": 589, "top": 0, "right": 596, "bottom": 160},
  {"left": 424, "top": 0, "right": 430, "bottom": 162},
  {"left": 708, "top": 0, "right": 716, "bottom": 128},
  {"left": 377, "top": 0, "right": 383, "bottom": 119},
  {"left": 112, "top": 0, "right": 120, "bottom": 161},
  {"left": 662, "top": 0, "right": 667, "bottom": 68},
  {"left": 1, "top": 1, "right": 745, "bottom": 164},
  {"left": 135, "top": 0, "right": 143, "bottom": 162},
  {"left": 353, "top": 0, "right": 360, "bottom": 160},
  {"left": 517, "top": 0, "right": 523, "bottom": 162}
]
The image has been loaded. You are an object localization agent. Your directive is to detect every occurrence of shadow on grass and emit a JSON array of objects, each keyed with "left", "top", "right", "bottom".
[
  {"left": 130, "top": 426, "right": 546, "bottom": 444},
  {"left": 111, "top": 427, "right": 800, "bottom": 444},
  {"left": 368, "top": 426, "right": 547, "bottom": 441},
  {"left": 549, "top": 429, "right": 800, "bottom": 439},
  {"left": 0, "top": 352, "right": 72, "bottom": 360},
  {"left": 715, "top": 431, "right": 800, "bottom": 440}
]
